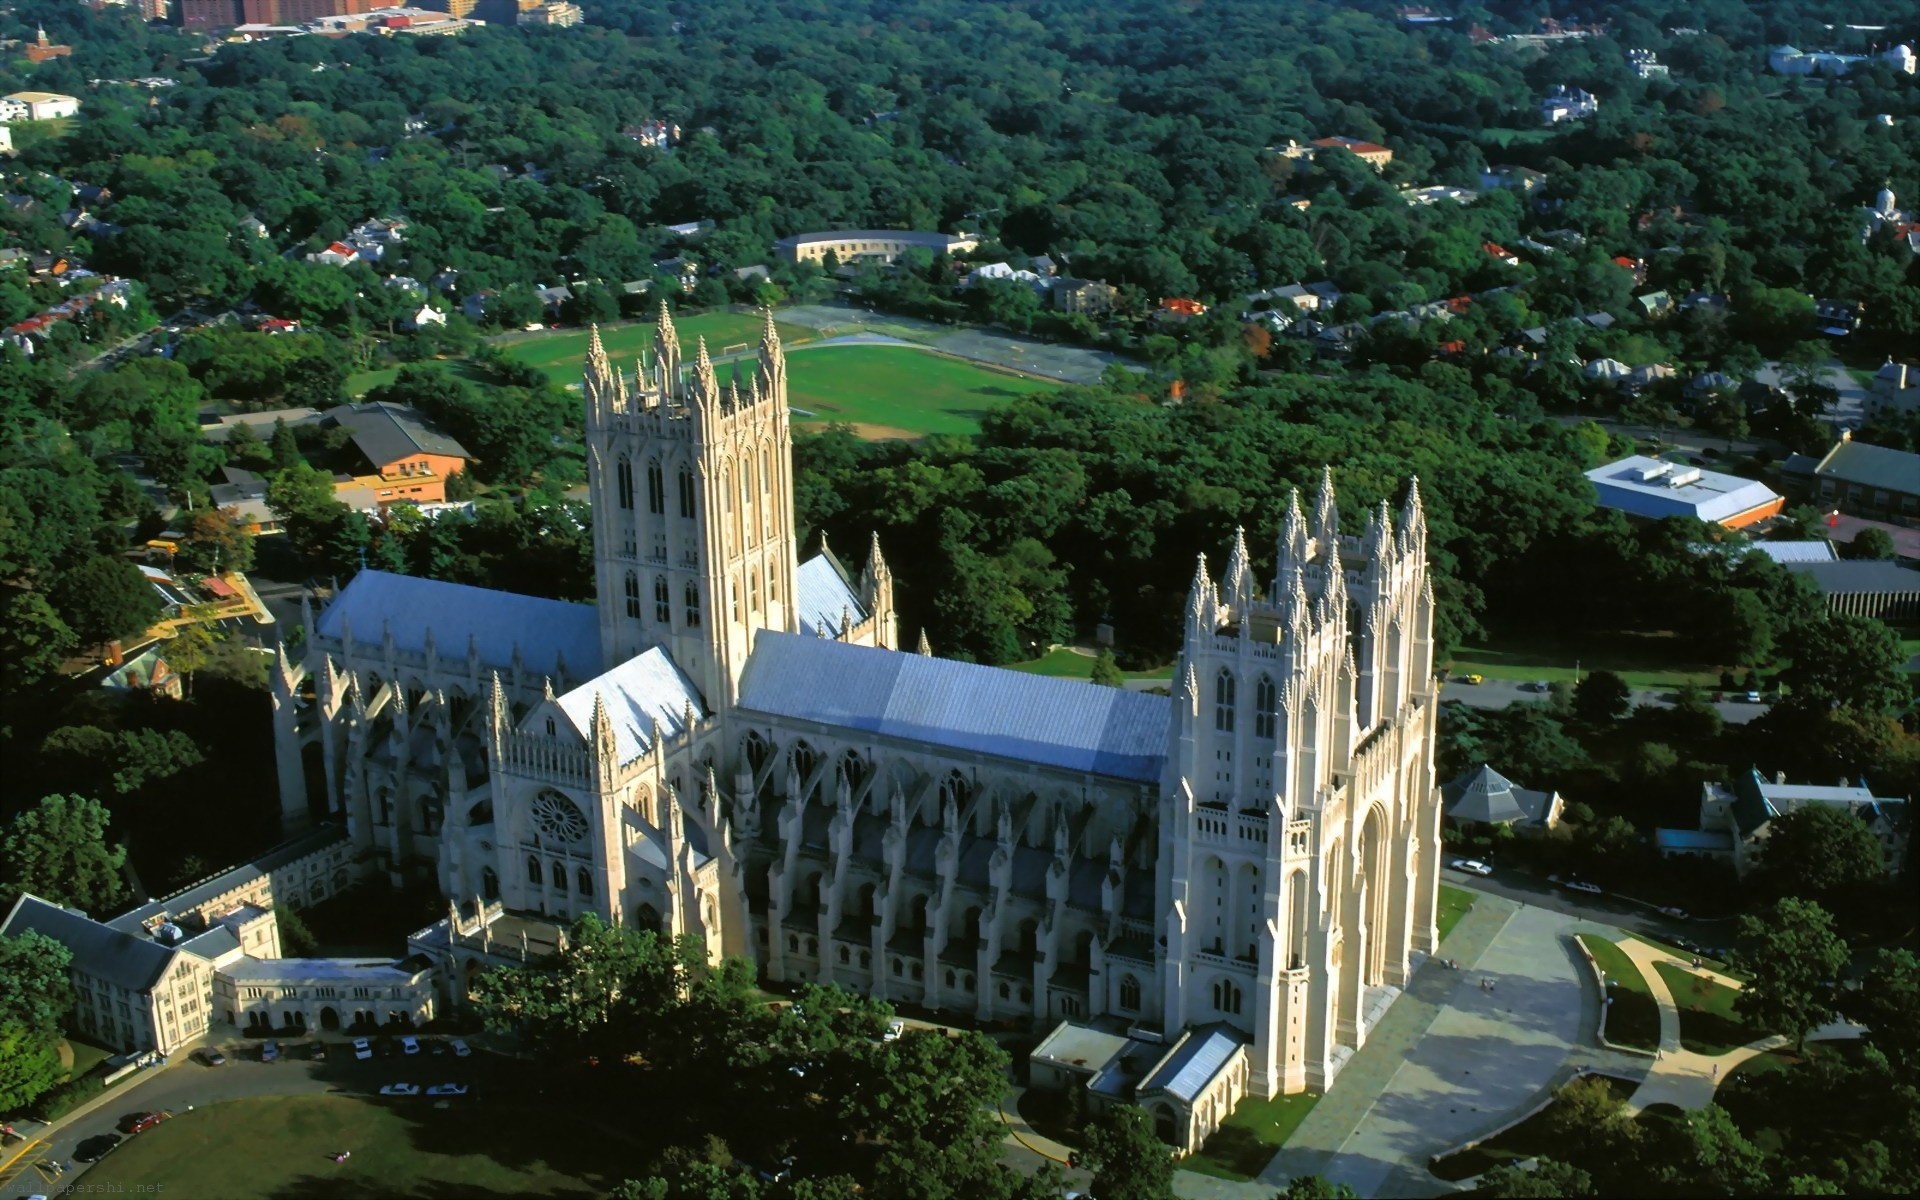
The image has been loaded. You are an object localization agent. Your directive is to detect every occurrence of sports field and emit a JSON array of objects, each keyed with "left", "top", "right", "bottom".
[
  {"left": 491, "top": 312, "right": 810, "bottom": 384},
  {"left": 785, "top": 344, "right": 1056, "bottom": 438},
  {"left": 80, "top": 1094, "right": 629, "bottom": 1198}
]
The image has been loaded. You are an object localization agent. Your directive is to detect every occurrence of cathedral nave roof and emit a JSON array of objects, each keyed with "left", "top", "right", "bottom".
[{"left": 316, "top": 570, "right": 603, "bottom": 679}]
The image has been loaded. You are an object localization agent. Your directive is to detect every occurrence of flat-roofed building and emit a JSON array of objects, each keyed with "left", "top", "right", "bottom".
[
  {"left": 1783, "top": 559, "right": 1920, "bottom": 619},
  {"left": 773, "top": 229, "right": 978, "bottom": 266},
  {"left": 1586, "top": 456, "right": 1784, "bottom": 529}
]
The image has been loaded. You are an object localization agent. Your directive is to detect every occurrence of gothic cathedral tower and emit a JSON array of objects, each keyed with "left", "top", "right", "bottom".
[{"left": 586, "top": 306, "right": 801, "bottom": 710}]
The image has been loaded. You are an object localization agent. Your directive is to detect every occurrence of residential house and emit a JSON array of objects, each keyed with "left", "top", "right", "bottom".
[
  {"left": 1442, "top": 765, "right": 1562, "bottom": 829},
  {"left": 1478, "top": 164, "right": 1547, "bottom": 193},
  {"left": 1053, "top": 277, "right": 1118, "bottom": 316},
  {"left": 1583, "top": 357, "right": 1631, "bottom": 385},
  {"left": 1809, "top": 433, "right": 1920, "bottom": 521},
  {"left": 1403, "top": 185, "right": 1475, "bottom": 206},
  {"left": 1679, "top": 291, "right": 1729, "bottom": 314},
  {"left": 306, "top": 241, "right": 359, "bottom": 267},
  {"left": 966, "top": 261, "right": 1048, "bottom": 293},
  {"left": 1157, "top": 298, "right": 1207, "bottom": 321},
  {"left": 258, "top": 317, "right": 302, "bottom": 335},
  {"left": 1310, "top": 136, "right": 1392, "bottom": 170},
  {"left": 534, "top": 284, "right": 573, "bottom": 315},
  {"left": 1586, "top": 456, "right": 1785, "bottom": 529},
  {"left": 655, "top": 256, "right": 700, "bottom": 293},
  {"left": 1634, "top": 290, "right": 1673, "bottom": 318},
  {"left": 1540, "top": 85, "right": 1599, "bottom": 124},
  {"left": 1627, "top": 363, "right": 1675, "bottom": 393},
  {"left": 1, "top": 90, "right": 82, "bottom": 121},
  {"left": 1657, "top": 770, "right": 1908, "bottom": 878},
  {"left": 322, "top": 401, "right": 474, "bottom": 507},
  {"left": 621, "top": 119, "right": 681, "bottom": 150},
  {"left": 1482, "top": 242, "right": 1520, "bottom": 267},
  {"left": 1305, "top": 281, "right": 1343, "bottom": 308},
  {"left": 1612, "top": 255, "right": 1647, "bottom": 284},
  {"left": 1859, "top": 184, "right": 1920, "bottom": 254},
  {"left": 1687, "top": 371, "right": 1738, "bottom": 399},
  {"left": 1770, "top": 44, "right": 1916, "bottom": 76},
  {"left": 1813, "top": 298, "right": 1863, "bottom": 337},
  {"left": 404, "top": 304, "right": 446, "bottom": 331},
  {"left": 1627, "top": 49, "right": 1669, "bottom": 78},
  {"left": 1868, "top": 360, "right": 1918, "bottom": 418}
]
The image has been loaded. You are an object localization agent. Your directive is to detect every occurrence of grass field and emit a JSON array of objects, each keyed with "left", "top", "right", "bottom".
[
  {"left": 60, "top": 1036, "right": 115, "bottom": 1080},
  {"left": 1625, "top": 934, "right": 1735, "bottom": 976},
  {"left": 1437, "top": 884, "right": 1476, "bottom": 944},
  {"left": 81, "top": 1094, "right": 630, "bottom": 1199},
  {"left": 1577, "top": 934, "right": 1661, "bottom": 1051},
  {"left": 786, "top": 344, "right": 1057, "bottom": 438},
  {"left": 1004, "top": 646, "right": 1174, "bottom": 681},
  {"left": 1654, "top": 962, "right": 1761, "bottom": 1055},
  {"left": 491, "top": 312, "right": 811, "bottom": 385},
  {"left": 1447, "top": 629, "right": 1725, "bottom": 690},
  {"left": 1181, "top": 1091, "right": 1322, "bottom": 1181},
  {"left": 1429, "top": 1074, "right": 1638, "bottom": 1181}
]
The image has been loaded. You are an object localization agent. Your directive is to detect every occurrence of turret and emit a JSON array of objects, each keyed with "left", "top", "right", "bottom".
[
  {"left": 758, "top": 307, "right": 785, "bottom": 397},
  {"left": 1274, "top": 488, "right": 1309, "bottom": 599},
  {"left": 655, "top": 301, "right": 681, "bottom": 391}
]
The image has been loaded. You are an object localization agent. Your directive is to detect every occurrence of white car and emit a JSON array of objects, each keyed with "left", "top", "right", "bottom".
[
  {"left": 450, "top": 1038, "right": 471, "bottom": 1058},
  {"left": 353, "top": 1037, "right": 373, "bottom": 1061},
  {"left": 883, "top": 1019, "right": 905, "bottom": 1042},
  {"left": 1565, "top": 880, "right": 1604, "bottom": 896},
  {"left": 426, "top": 1083, "right": 469, "bottom": 1096},
  {"left": 401, "top": 1035, "right": 420, "bottom": 1056},
  {"left": 379, "top": 1083, "right": 422, "bottom": 1096},
  {"left": 1449, "top": 858, "right": 1493, "bottom": 877}
]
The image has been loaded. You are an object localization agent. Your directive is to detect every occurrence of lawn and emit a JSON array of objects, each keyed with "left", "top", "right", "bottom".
[
  {"left": 1577, "top": 935, "right": 1661, "bottom": 1051},
  {"left": 1654, "top": 962, "right": 1762, "bottom": 1055},
  {"left": 1429, "top": 1074, "right": 1638, "bottom": 1181},
  {"left": 786, "top": 344, "right": 1057, "bottom": 438},
  {"left": 61, "top": 1036, "right": 115, "bottom": 1080},
  {"left": 1436, "top": 884, "right": 1476, "bottom": 945},
  {"left": 1181, "top": 1090, "right": 1322, "bottom": 1181},
  {"left": 490, "top": 311, "right": 810, "bottom": 384},
  {"left": 80, "top": 1094, "right": 633, "bottom": 1199},
  {"left": 1447, "top": 629, "right": 1724, "bottom": 690},
  {"left": 1625, "top": 934, "right": 1736, "bottom": 977},
  {"left": 1004, "top": 646, "right": 1173, "bottom": 681}
]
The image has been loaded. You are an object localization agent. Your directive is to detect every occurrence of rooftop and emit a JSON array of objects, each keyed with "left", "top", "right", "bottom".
[
  {"left": 323, "top": 401, "right": 471, "bottom": 469},
  {"left": 221, "top": 955, "right": 432, "bottom": 984},
  {"left": 314, "top": 570, "right": 603, "bottom": 679},
  {"left": 1812, "top": 438, "right": 1920, "bottom": 494},
  {"left": 2, "top": 894, "right": 176, "bottom": 993},
  {"left": 774, "top": 230, "right": 974, "bottom": 249},
  {"left": 795, "top": 550, "right": 868, "bottom": 637},
  {"left": 551, "top": 647, "right": 706, "bottom": 762},
  {"left": 1138, "top": 1023, "right": 1248, "bottom": 1103},
  {"left": 736, "top": 633, "right": 1169, "bottom": 783},
  {"left": 1586, "top": 456, "right": 1782, "bottom": 524},
  {"left": 1783, "top": 560, "right": 1920, "bottom": 595}
]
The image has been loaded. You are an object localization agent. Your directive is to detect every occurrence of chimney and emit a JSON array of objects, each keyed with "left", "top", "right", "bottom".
[
  {"left": 1841, "top": 429, "right": 1852, "bottom": 442},
  {"left": 1776, "top": 771, "right": 1788, "bottom": 784}
]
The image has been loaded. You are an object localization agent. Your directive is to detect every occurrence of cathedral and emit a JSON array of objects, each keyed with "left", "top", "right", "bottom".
[{"left": 272, "top": 307, "right": 1442, "bottom": 1146}]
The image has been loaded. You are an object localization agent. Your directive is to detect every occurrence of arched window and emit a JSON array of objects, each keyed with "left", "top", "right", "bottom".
[
  {"left": 730, "top": 577, "right": 741, "bottom": 622},
  {"left": 654, "top": 575, "right": 671, "bottom": 623},
  {"left": 743, "top": 463, "right": 757, "bottom": 546},
  {"left": 1212, "top": 979, "right": 1243, "bottom": 1016},
  {"left": 945, "top": 969, "right": 956, "bottom": 988},
  {"left": 576, "top": 867, "right": 592, "bottom": 897},
  {"left": 551, "top": 860, "right": 567, "bottom": 891},
  {"left": 615, "top": 456, "right": 634, "bottom": 509},
  {"left": 761, "top": 447, "right": 771, "bottom": 494},
  {"left": 1255, "top": 674, "right": 1278, "bottom": 739},
  {"left": 646, "top": 460, "right": 665, "bottom": 514},
  {"left": 481, "top": 867, "right": 499, "bottom": 901},
  {"left": 526, "top": 856, "right": 541, "bottom": 885},
  {"left": 685, "top": 580, "right": 701, "bottom": 627},
  {"left": 719, "top": 464, "right": 732, "bottom": 549},
  {"left": 998, "top": 981, "right": 1010, "bottom": 1000},
  {"left": 1120, "top": 974, "right": 1142, "bottom": 1011},
  {"left": 838, "top": 945, "right": 850, "bottom": 965},
  {"left": 624, "top": 571, "right": 641, "bottom": 619},
  {"left": 677, "top": 465, "right": 695, "bottom": 518},
  {"left": 1215, "top": 669, "right": 1237, "bottom": 733},
  {"left": 788, "top": 934, "right": 799, "bottom": 952},
  {"left": 749, "top": 570, "right": 760, "bottom": 613},
  {"left": 791, "top": 740, "right": 818, "bottom": 782},
  {"left": 768, "top": 570, "right": 779, "bottom": 603}
]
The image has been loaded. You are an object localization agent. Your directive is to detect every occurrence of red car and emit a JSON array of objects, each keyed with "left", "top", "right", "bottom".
[{"left": 119, "top": 1111, "right": 170, "bottom": 1135}]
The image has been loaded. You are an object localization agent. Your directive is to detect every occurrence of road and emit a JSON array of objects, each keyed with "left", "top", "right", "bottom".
[
  {"left": 1439, "top": 862, "right": 1741, "bottom": 937},
  {"left": 1439, "top": 677, "right": 1769, "bottom": 724}
]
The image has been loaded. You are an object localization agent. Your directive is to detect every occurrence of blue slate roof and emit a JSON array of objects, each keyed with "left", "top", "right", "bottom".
[
  {"left": 795, "top": 552, "right": 866, "bottom": 636},
  {"left": 2, "top": 894, "right": 176, "bottom": 992},
  {"left": 316, "top": 570, "right": 603, "bottom": 679},
  {"left": 736, "top": 633, "right": 1169, "bottom": 783},
  {"left": 1140, "top": 1023, "right": 1247, "bottom": 1102},
  {"left": 553, "top": 647, "right": 705, "bottom": 762}
]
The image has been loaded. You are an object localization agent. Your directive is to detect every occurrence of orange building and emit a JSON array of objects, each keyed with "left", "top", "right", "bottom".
[{"left": 323, "top": 402, "right": 472, "bottom": 507}]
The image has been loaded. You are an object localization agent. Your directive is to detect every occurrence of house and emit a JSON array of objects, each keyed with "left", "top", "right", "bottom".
[
  {"left": 1583, "top": 357, "right": 1631, "bottom": 384},
  {"left": 1403, "top": 185, "right": 1475, "bottom": 206},
  {"left": 1868, "top": 360, "right": 1919, "bottom": 418},
  {"left": 306, "top": 241, "right": 358, "bottom": 267},
  {"left": 257, "top": 317, "right": 302, "bottom": 335},
  {"left": 1627, "top": 49, "right": 1669, "bottom": 78},
  {"left": 102, "top": 644, "right": 183, "bottom": 701},
  {"left": 1053, "top": 277, "right": 1118, "bottom": 316},
  {"left": 655, "top": 256, "right": 700, "bottom": 293},
  {"left": 733, "top": 264, "right": 771, "bottom": 284},
  {"left": 1482, "top": 242, "right": 1520, "bottom": 267},
  {"left": 1687, "top": 371, "right": 1738, "bottom": 399},
  {"left": 1809, "top": 434, "right": 1920, "bottom": 521},
  {"left": 1612, "top": 255, "right": 1647, "bottom": 284},
  {"left": 1586, "top": 456, "right": 1785, "bottom": 529},
  {"left": 1679, "top": 291, "right": 1728, "bottom": 314},
  {"left": 0, "top": 126, "right": 12, "bottom": 156},
  {"left": 1657, "top": 770, "right": 1908, "bottom": 878},
  {"left": 1822, "top": 516, "right": 1920, "bottom": 565},
  {"left": 322, "top": 401, "right": 474, "bottom": 507},
  {"left": 534, "top": 284, "right": 573, "bottom": 314},
  {"left": 1813, "top": 298, "right": 1863, "bottom": 337},
  {"left": 966, "top": 261, "right": 1048, "bottom": 292},
  {"left": 238, "top": 215, "right": 269, "bottom": 239},
  {"left": 1305, "top": 281, "right": 1343, "bottom": 308},
  {"left": 1157, "top": 298, "right": 1208, "bottom": 321},
  {"left": 405, "top": 304, "right": 446, "bottom": 331},
  {"left": 1770, "top": 44, "right": 1915, "bottom": 76},
  {"left": 1782, "top": 560, "right": 1920, "bottom": 620},
  {"left": 1442, "top": 765, "right": 1562, "bottom": 829},
  {"left": 1634, "top": 291, "right": 1673, "bottom": 318},
  {"left": 773, "top": 230, "right": 979, "bottom": 266},
  {"left": 1540, "top": 85, "right": 1599, "bottom": 124},
  {"left": 461, "top": 291, "right": 494, "bottom": 320},
  {"left": 1310, "top": 136, "right": 1392, "bottom": 170},
  {"left": 1029, "top": 1018, "right": 1250, "bottom": 1154},
  {"left": 1255, "top": 284, "right": 1319, "bottom": 313},
  {"left": 1479, "top": 165, "right": 1546, "bottom": 193},
  {"left": 384, "top": 276, "right": 426, "bottom": 299},
  {"left": 1627, "top": 363, "right": 1674, "bottom": 393},
  {"left": 1, "top": 90, "right": 82, "bottom": 121}
]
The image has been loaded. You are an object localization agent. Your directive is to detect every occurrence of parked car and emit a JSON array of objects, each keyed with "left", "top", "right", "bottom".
[
  {"left": 883, "top": 1019, "right": 905, "bottom": 1042},
  {"left": 426, "top": 1083, "right": 469, "bottom": 1096},
  {"left": 379, "top": 1083, "right": 422, "bottom": 1097},
  {"left": 1523, "top": 680, "right": 1550, "bottom": 693},
  {"left": 119, "top": 1111, "right": 169, "bottom": 1135},
  {"left": 1461, "top": 673, "right": 1485, "bottom": 684},
  {"left": 353, "top": 1037, "right": 373, "bottom": 1061},
  {"left": 1743, "top": 690, "right": 1763, "bottom": 703},
  {"left": 1564, "top": 880, "right": 1604, "bottom": 896},
  {"left": 74, "top": 1133, "right": 122, "bottom": 1162},
  {"left": 259, "top": 1041, "right": 279, "bottom": 1063},
  {"left": 401, "top": 1035, "right": 421, "bottom": 1056},
  {"left": 450, "top": 1038, "right": 471, "bottom": 1058},
  {"left": 1449, "top": 858, "right": 1493, "bottom": 877},
  {"left": 195, "top": 1048, "right": 226, "bottom": 1066},
  {"left": 1660, "top": 906, "right": 1689, "bottom": 919}
]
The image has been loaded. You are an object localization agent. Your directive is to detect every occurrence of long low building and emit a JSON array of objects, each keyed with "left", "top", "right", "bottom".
[
  {"left": 1586, "top": 456, "right": 1784, "bottom": 529},
  {"left": 1784, "top": 559, "right": 1920, "bottom": 619},
  {"left": 773, "top": 229, "right": 978, "bottom": 266}
]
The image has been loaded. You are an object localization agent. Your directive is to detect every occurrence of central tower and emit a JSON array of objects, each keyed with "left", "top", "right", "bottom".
[{"left": 586, "top": 306, "right": 800, "bottom": 709}]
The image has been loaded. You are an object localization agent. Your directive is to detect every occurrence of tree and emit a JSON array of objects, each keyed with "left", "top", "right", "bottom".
[
  {"left": 1845, "top": 949, "right": 1920, "bottom": 1072},
  {"left": 1478, "top": 1159, "right": 1595, "bottom": 1198},
  {"left": 0, "top": 1020, "right": 66, "bottom": 1113},
  {"left": 275, "top": 904, "right": 318, "bottom": 955},
  {"left": 175, "top": 507, "right": 256, "bottom": 577},
  {"left": 55, "top": 556, "right": 163, "bottom": 647},
  {"left": 1090, "top": 648, "right": 1124, "bottom": 687},
  {"left": 1572, "top": 670, "right": 1631, "bottom": 724},
  {"left": 1275, "top": 1178, "right": 1360, "bottom": 1200},
  {"left": 1660, "top": 1103, "right": 1770, "bottom": 1195},
  {"left": 0, "top": 588, "right": 77, "bottom": 686},
  {"left": 267, "top": 463, "right": 351, "bottom": 559},
  {"left": 0, "top": 929, "right": 75, "bottom": 1036},
  {"left": 1844, "top": 528, "right": 1896, "bottom": 561},
  {"left": 1757, "top": 803, "right": 1885, "bottom": 903},
  {"left": 1733, "top": 898, "right": 1849, "bottom": 1051},
  {"left": 270, "top": 417, "right": 303, "bottom": 471},
  {"left": 1081, "top": 1104, "right": 1173, "bottom": 1200},
  {"left": 1777, "top": 614, "right": 1908, "bottom": 716},
  {"left": 0, "top": 794, "right": 127, "bottom": 914}
]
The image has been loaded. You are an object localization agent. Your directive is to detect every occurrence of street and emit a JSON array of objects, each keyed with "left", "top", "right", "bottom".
[
  {"left": 1439, "top": 861, "right": 1740, "bottom": 936},
  {"left": 1439, "top": 677, "right": 1769, "bottom": 724}
]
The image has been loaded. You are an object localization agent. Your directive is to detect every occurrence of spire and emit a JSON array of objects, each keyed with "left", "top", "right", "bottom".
[
  {"left": 760, "top": 306, "right": 783, "bottom": 359},
  {"left": 585, "top": 323, "right": 611, "bottom": 387},
  {"left": 1222, "top": 526, "right": 1251, "bottom": 610},
  {"left": 1313, "top": 465, "right": 1339, "bottom": 549},
  {"left": 693, "top": 336, "right": 717, "bottom": 406},
  {"left": 1398, "top": 475, "right": 1426, "bottom": 554},
  {"left": 916, "top": 628, "right": 932, "bottom": 656},
  {"left": 1365, "top": 498, "right": 1394, "bottom": 563},
  {"left": 865, "top": 531, "right": 890, "bottom": 582},
  {"left": 590, "top": 690, "right": 618, "bottom": 766}
]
